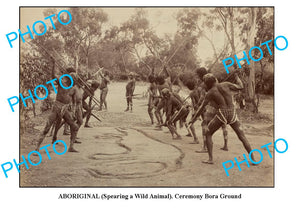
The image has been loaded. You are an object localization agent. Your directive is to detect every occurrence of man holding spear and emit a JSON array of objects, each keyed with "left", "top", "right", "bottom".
[
  {"left": 35, "top": 59, "right": 79, "bottom": 153},
  {"left": 125, "top": 72, "right": 136, "bottom": 112},
  {"left": 193, "top": 67, "right": 228, "bottom": 152},
  {"left": 82, "top": 80, "right": 100, "bottom": 127},
  {"left": 189, "top": 73, "right": 255, "bottom": 164}
]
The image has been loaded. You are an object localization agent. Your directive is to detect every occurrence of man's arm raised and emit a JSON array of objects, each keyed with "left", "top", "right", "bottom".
[
  {"left": 226, "top": 73, "right": 244, "bottom": 91},
  {"left": 92, "top": 68, "right": 104, "bottom": 79}
]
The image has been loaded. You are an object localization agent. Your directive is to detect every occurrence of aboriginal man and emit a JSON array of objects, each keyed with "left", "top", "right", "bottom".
[
  {"left": 125, "top": 72, "right": 136, "bottom": 112},
  {"left": 35, "top": 59, "right": 79, "bottom": 152},
  {"left": 189, "top": 73, "right": 255, "bottom": 164},
  {"left": 194, "top": 67, "right": 228, "bottom": 153},
  {"left": 82, "top": 80, "right": 100, "bottom": 127}
]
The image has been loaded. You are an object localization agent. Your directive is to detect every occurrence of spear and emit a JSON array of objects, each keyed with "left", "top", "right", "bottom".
[
  {"left": 158, "top": 37, "right": 189, "bottom": 76},
  {"left": 27, "top": 41, "right": 104, "bottom": 123},
  {"left": 28, "top": 41, "right": 102, "bottom": 108},
  {"left": 91, "top": 112, "right": 102, "bottom": 122},
  {"left": 51, "top": 47, "right": 102, "bottom": 106},
  {"left": 156, "top": 95, "right": 190, "bottom": 128},
  {"left": 170, "top": 95, "right": 190, "bottom": 123}
]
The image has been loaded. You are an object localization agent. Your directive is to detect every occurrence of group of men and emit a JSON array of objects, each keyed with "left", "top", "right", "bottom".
[
  {"left": 147, "top": 67, "right": 255, "bottom": 164},
  {"left": 35, "top": 58, "right": 100, "bottom": 153},
  {"left": 34, "top": 59, "right": 255, "bottom": 164}
]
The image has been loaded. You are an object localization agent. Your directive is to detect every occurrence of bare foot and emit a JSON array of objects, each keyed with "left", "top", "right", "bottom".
[
  {"left": 190, "top": 140, "right": 200, "bottom": 144},
  {"left": 250, "top": 161, "right": 259, "bottom": 166},
  {"left": 195, "top": 149, "right": 208, "bottom": 153},
  {"left": 185, "top": 133, "right": 192, "bottom": 137},
  {"left": 154, "top": 127, "right": 163, "bottom": 131},
  {"left": 220, "top": 147, "right": 228, "bottom": 151},
  {"left": 74, "top": 140, "right": 82, "bottom": 144},
  {"left": 202, "top": 160, "right": 214, "bottom": 164},
  {"left": 173, "top": 136, "right": 182, "bottom": 140},
  {"left": 52, "top": 142, "right": 60, "bottom": 146},
  {"left": 32, "top": 151, "right": 40, "bottom": 156},
  {"left": 68, "top": 148, "right": 79, "bottom": 152}
]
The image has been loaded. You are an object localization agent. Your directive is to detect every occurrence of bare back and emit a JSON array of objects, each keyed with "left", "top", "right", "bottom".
[{"left": 207, "top": 82, "right": 238, "bottom": 109}]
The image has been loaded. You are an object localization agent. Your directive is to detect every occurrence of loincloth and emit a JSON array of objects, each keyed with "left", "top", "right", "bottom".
[
  {"left": 216, "top": 108, "right": 237, "bottom": 125},
  {"left": 53, "top": 100, "right": 72, "bottom": 118}
]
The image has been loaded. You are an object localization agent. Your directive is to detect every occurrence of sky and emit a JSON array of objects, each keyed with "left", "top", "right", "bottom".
[{"left": 20, "top": 7, "right": 226, "bottom": 63}]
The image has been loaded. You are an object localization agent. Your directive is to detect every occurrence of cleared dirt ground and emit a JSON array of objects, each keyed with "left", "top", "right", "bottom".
[{"left": 20, "top": 82, "right": 274, "bottom": 187}]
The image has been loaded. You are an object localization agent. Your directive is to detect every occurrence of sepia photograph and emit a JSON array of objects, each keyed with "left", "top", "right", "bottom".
[{"left": 19, "top": 7, "right": 274, "bottom": 187}]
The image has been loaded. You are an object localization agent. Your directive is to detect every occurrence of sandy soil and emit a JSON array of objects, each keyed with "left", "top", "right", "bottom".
[{"left": 20, "top": 82, "right": 274, "bottom": 187}]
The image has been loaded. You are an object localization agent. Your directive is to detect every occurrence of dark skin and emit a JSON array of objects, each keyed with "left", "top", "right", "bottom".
[
  {"left": 51, "top": 65, "right": 78, "bottom": 152},
  {"left": 154, "top": 81, "right": 169, "bottom": 127},
  {"left": 82, "top": 83, "right": 99, "bottom": 127},
  {"left": 203, "top": 98, "right": 229, "bottom": 152},
  {"left": 51, "top": 61, "right": 74, "bottom": 105},
  {"left": 190, "top": 74, "right": 255, "bottom": 164},
  {"left": 125, "top": 76, "right": 135, "bottom": 111},
  {"left": 185, "top": 89, "right": 200, "bottom": 144},
  {"left": 161, "top": 93, "right": 181, "bottom": 139},
  {"left": 148, "top": 81, "right": 158, "bottom": 124},
  {"left": 35, "top": 59, "right": 79, "bottom": 152},
  {"left": 51, "top": 81, "right": 97, "bottom": 142},
  {"left": 190, "top": 78, "right": 228, "bottom": 152},
  {"left": 98, "top": 72, "right": 109, "bottom": 110},
  {"left": 51, "top": 84, "right": 80, "bottom": 145}
]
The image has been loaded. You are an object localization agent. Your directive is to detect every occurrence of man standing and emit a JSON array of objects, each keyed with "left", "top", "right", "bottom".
[
  {"left": 82, "top": 80, "right": 100, "bottom": 127},
  {"left": 193, "top": 67, "right": 228, "bottom": 153},
  {"left": 99, "top": 71, "right": 109, "bottom": 111},
  {"left": 147, "top": 74, "right": 159, "bottom": 125},
  {"left": 161, "top": 88, "right": 182, "bottom": 139},
  {"left": 189, "top": 73, "right": 255, "bottom": 164},
  {"left": 125, "top": 72, "right": 135, "bottom": 112},
  {"left": 51, "top": 81, "right": 84, "bottom": 145},
  {"left": 154, "top": 75, "right": 170, "bottom": 128},
  {"left": 35, "top": 59, "right": 79, "bottom": 153}
]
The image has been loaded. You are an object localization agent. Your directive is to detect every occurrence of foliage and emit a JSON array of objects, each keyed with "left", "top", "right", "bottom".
[
  {"left": 20, "top": 7, "right": 274, "bottom": 116},
  {"left": 20, "top": 52, "right": 54, "bottom": 117}
]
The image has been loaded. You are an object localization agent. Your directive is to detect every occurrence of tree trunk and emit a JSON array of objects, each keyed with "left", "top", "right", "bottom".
[
  {"left": 259, "top": 60, "right": 265, "bottom": 93},
  {"left": 246, "top": 8, "right": 258, "bottom": 112},
  {"left": 74, "top": 47, "right": 80, "bottom": 72},
  {"left": 228, "top": 8, "right": 236, "bottom": 57},
  {"left": 120, "top": 50, "right": 127, "bottom": 71},
  {"left": 32, "top": 103, "right": 36, "bottom": 117},
  {"left": 86, "top": 54, "right": 89, "bottom": 69}
]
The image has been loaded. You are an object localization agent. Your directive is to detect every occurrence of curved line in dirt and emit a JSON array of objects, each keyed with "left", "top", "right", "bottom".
[
  {"left": 88, "top": 133, "right": 131, "bottom": 159},
  {"left": 115, "top": 127, "right": 128, "bottom": 136},
  {"left": 87, "top": 127, "right": 184, "bottom": 180},
  {"left": 86, "top": 161, "right": 167, "bottom": 179},
  {"left": 132, "top": 128, "right": 185, "bottom": 170}
]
